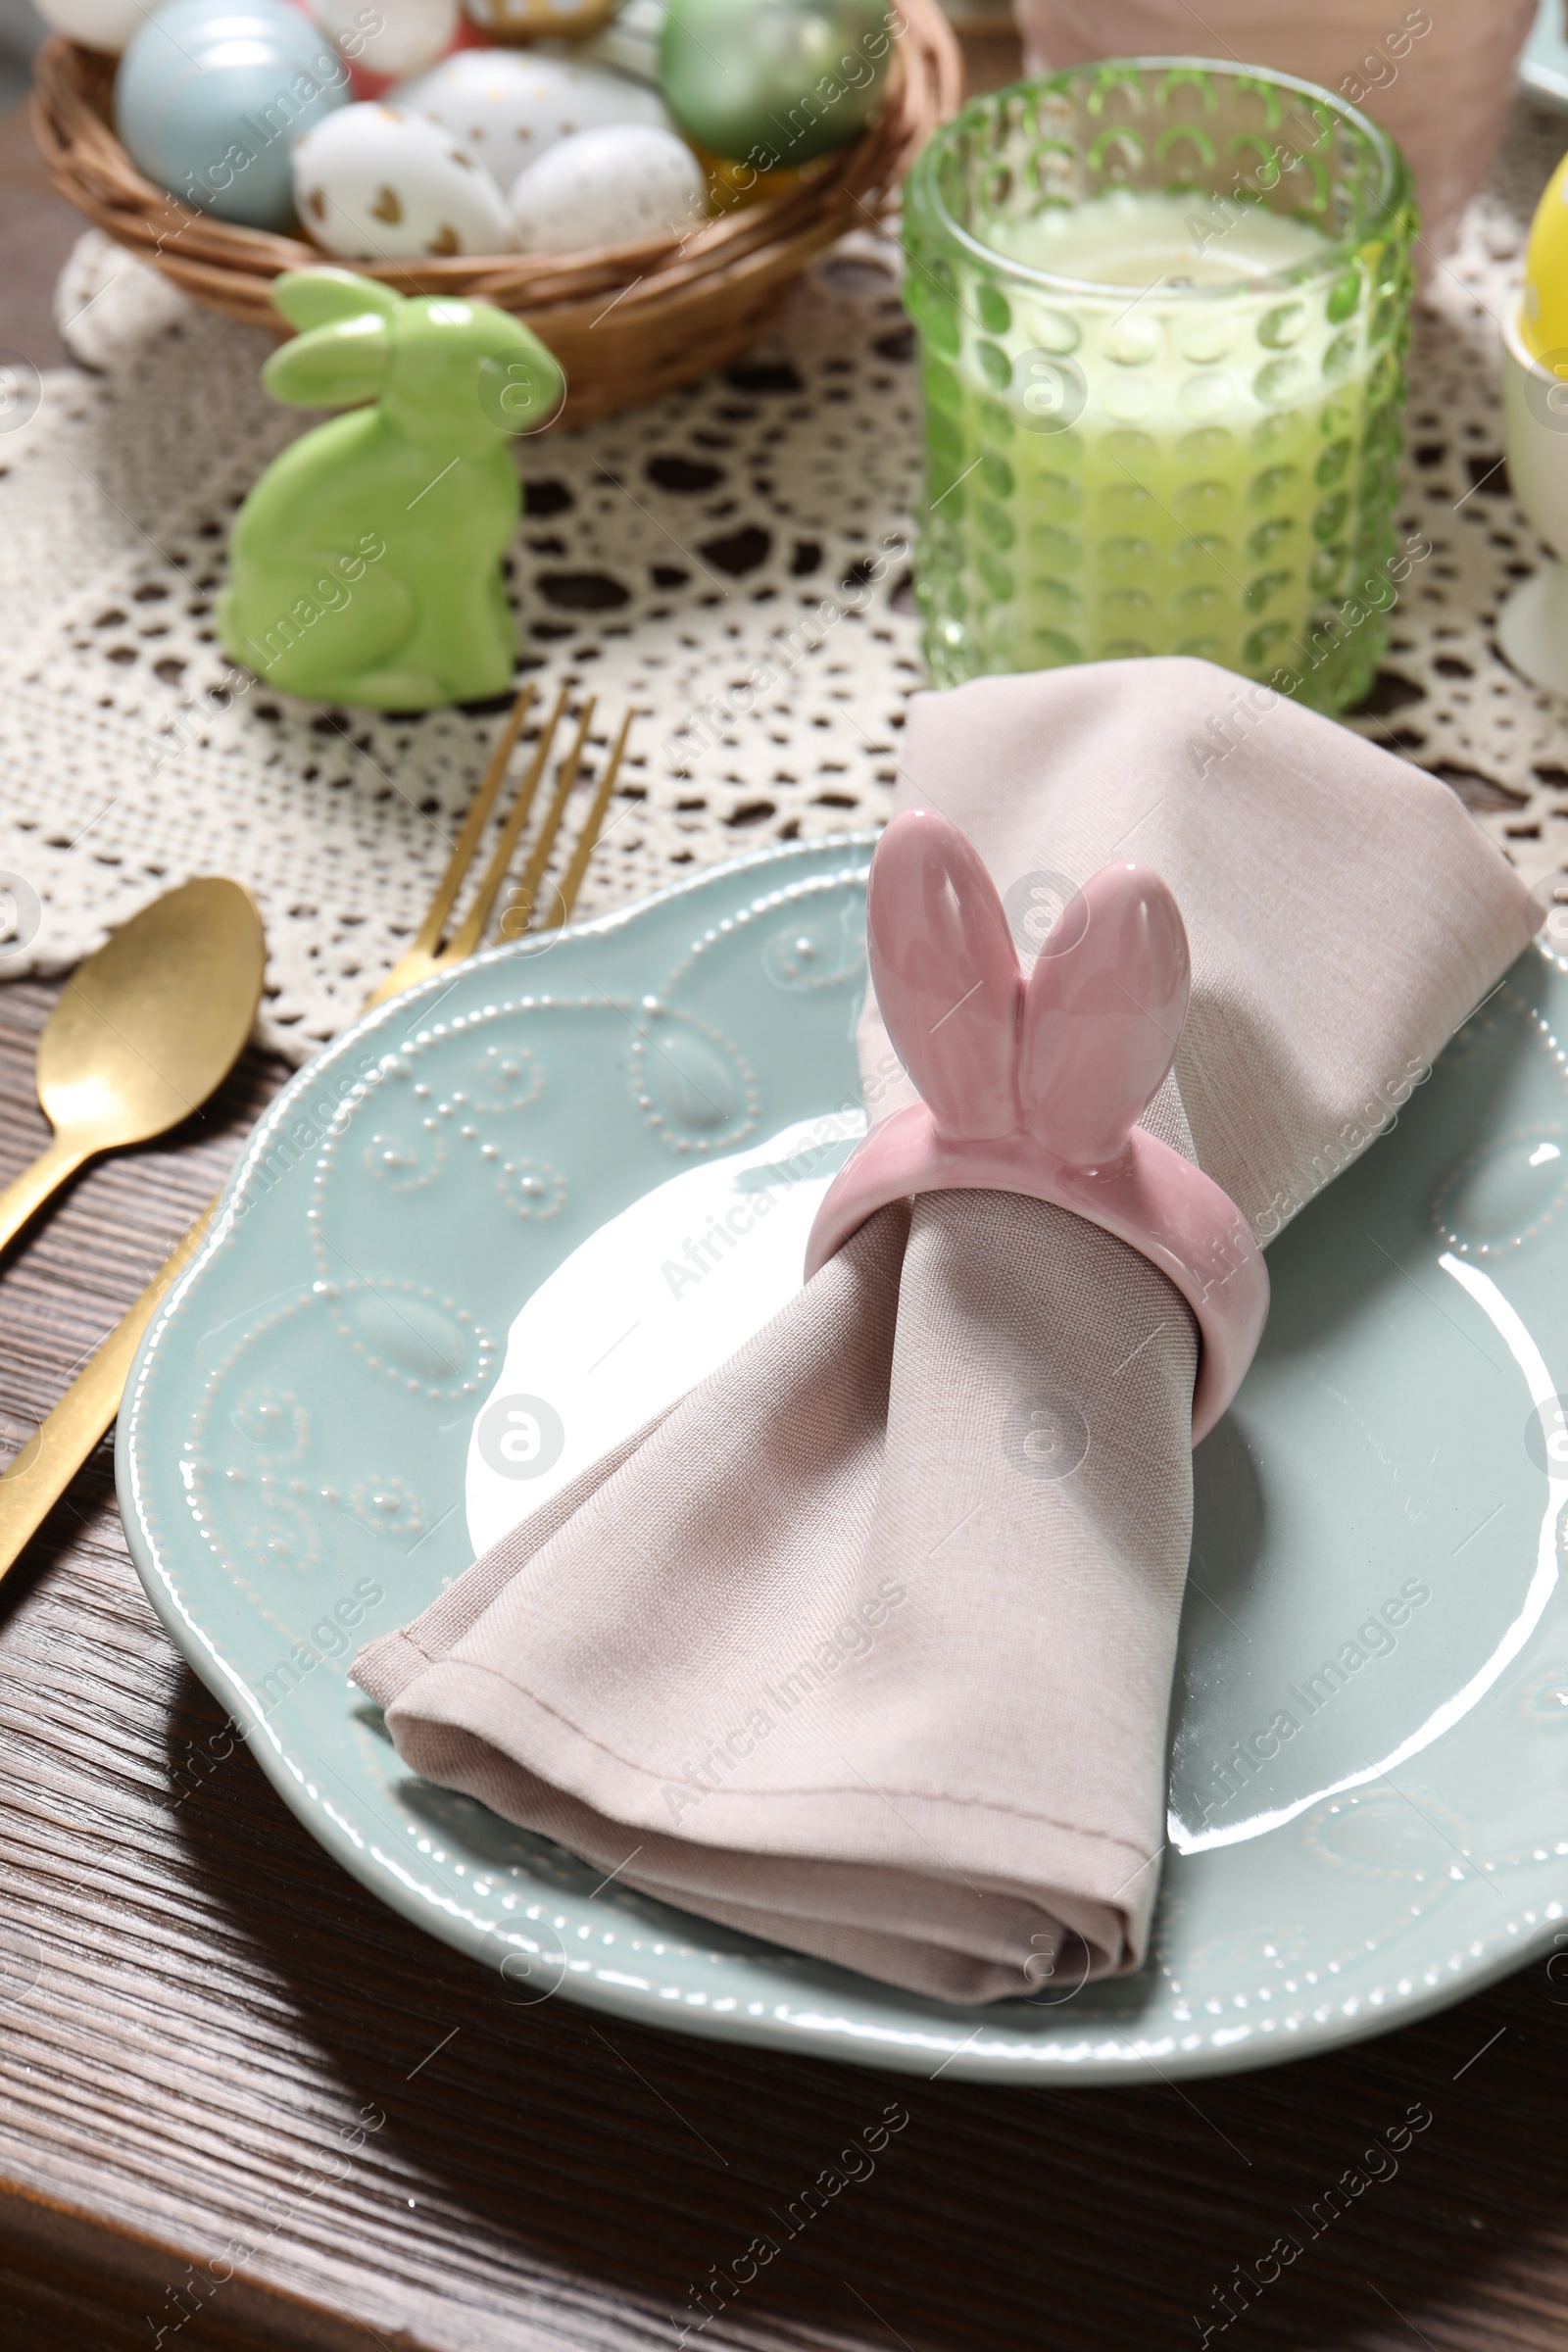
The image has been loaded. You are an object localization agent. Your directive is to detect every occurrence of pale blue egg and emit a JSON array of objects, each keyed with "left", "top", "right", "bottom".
[{"left": 116, "top": 0, "right": 351, "bottom": 230}]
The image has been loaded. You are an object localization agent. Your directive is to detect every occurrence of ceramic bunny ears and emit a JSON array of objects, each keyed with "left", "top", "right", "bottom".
[
  {"left": 804, "top": 811, "right": 1270, "bottom": 1444},
  {"left": 263, "top": 269, "right": 564, "bottom": 437},
  {"left": 866, "top": 810, "right": 1191, "bottom": 1164}
]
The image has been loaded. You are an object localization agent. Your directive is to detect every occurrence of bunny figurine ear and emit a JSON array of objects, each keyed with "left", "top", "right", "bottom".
[
  {"left": 270, "top": 270, "right": 404, "bottom": 332},
  {"left": 867, "top": 809, "right": 1020, "bottom": 1142},
  {"left": 263, "top": 310, "right": 393, "bottom": 410},
  {"left": 266, "top": 268, "right": 405, "bottom": 410},
  {"left": 1017, "top": 862, "right": 1191, "bottom": 1166}
]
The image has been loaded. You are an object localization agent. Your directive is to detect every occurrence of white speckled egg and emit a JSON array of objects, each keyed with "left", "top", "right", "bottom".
[
  {"left": 392, "top": 48, "right": 673, "bottom": 186},
  {"left": 32, "top": 0, "right": 145, "bottom": 53},
  {"left": 510, "top": 122, "right": 706, "bottom": 253},
  {"left": 316, "top": 0, "right": 459, "bottom": 81},
  {"left": 556, "top": 0, "right": 666, "bottom": 87},
  {"left": 293, "top": 103, "right": 515, "bottom": 258}
]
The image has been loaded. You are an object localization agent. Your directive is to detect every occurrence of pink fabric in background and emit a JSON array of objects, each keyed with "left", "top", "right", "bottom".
[{"left": 1010, "top": 0, "right": 1538, "bottom": 263}]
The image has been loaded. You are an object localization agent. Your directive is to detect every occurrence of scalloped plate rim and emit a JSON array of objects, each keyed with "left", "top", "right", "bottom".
[{"left": 115, "top": 839, "right": 1568, "bottom": 2085}]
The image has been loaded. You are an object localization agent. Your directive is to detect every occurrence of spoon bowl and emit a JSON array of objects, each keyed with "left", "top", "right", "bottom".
[{"left": 0, "top": 877, "right": 266, "bottom": 1255}]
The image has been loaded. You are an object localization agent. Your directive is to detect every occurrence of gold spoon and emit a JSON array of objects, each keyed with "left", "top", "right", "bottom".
[{"left": 0, "top": 878, "right": 266, "bottom": 1256}]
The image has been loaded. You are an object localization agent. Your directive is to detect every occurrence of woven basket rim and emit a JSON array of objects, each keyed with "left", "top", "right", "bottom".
[{"left": 32, "top": 6, "right": 960, "bottom": 318}]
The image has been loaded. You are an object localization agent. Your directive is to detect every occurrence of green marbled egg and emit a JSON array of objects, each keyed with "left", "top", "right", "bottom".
[{"left": 660, "top": 0, "right": 892, "bottom": 168}]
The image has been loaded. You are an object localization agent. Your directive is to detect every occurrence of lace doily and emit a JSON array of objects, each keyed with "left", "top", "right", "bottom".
[{"left": 0, "top": 97, "right": 1563, "bottom": 1060}]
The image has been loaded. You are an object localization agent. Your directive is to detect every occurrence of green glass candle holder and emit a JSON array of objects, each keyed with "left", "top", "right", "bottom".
[{"left": 902, "top": 60, "right": 1417, "bottom": 710}]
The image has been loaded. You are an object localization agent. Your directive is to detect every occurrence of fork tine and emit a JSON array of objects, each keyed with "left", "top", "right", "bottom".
[
  {"left": 508, "top": 696, "right": 596, "bottom": 934},
  {"left": 444, "top": 680, "right": 571, "bottom": 962},
  {"left": 540, "top": 706, "right": 635, "bottom": 931},
  {"left": 411, "top": 680, "right": 535, "bottom": 959}
]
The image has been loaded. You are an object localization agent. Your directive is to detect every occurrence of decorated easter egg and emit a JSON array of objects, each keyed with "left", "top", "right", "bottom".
[
  {"left": 660, "top": 0, "right": 891, "bottom": 168},
  {"left": 293, "top": 101, "right": 516, "bottom": 256},
  {"left": 31, "top": 0, "right": 146, "bottom": 56},
  {"left": 116, "top": 0, "right": 351, "bottom": 228},
  {"left": 461, "top": 0, "right": 619, "bottom": 46},
  {"left": 509, "top": 121, "right": 705, "bottom": 252},
  {"left": 316, "top": 0, "right": 460, "bottom": 82},
  {"left": 1524, "top": 150, "right": 1568, "bottom": 365},
  {"left": 563, "top": 0, "right": 667, "bottom": 87},
  {"left": 393, "top": 48, "right": 672, "bottom": 184}
]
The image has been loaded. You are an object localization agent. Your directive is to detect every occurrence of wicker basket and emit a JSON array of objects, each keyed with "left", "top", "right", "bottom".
[{"left": 31, "top": 9, "right": 960, "bottom": 428}]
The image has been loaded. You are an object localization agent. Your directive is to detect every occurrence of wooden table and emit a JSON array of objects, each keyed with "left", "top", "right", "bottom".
[{"left": 4, "top": 85, "right": 1568, "bottom": 2352}]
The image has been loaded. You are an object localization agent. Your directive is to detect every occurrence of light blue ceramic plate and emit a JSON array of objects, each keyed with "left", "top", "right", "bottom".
[{"left": 119, "top": 838, "right": 1568, "bottom": 2083}]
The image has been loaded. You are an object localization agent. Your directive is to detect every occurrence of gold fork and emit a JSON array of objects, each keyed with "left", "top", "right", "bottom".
[
  {"left": 366, "top": 682, "right": 633, "bottom": 1005},
  {"left": 0, "top": 684, "right": 635, "bottom": 1579}
]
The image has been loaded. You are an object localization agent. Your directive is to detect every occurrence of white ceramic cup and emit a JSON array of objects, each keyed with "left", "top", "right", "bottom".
[{"left": 1499, "top": 300, "right": 1568, "bottom": 696}]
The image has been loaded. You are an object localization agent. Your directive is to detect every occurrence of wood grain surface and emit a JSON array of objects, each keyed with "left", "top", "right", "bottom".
[
  {"left": 5, "top": 79, "right": 1568, "bottom": 2352},
  {"left": 0, "top": 93, "right": 78, "bottom": 371},
  {"left": 2, "top": 987, "right": 1567, "bottom": 2352}
]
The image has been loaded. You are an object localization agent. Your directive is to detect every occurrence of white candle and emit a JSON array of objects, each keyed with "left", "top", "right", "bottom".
[{"left": 989, "top": 186, "right": 1330, "bottom": 288}]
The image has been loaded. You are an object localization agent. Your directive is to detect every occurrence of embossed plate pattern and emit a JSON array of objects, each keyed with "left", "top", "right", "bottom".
[{"left": 120, "top": 841, "right": 1568, "bottom": 2082}]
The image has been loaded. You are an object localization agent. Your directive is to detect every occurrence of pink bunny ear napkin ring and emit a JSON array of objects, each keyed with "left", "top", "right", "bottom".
[{"left": 805, "top": 810, "right": 1270, "bottom": 1444}]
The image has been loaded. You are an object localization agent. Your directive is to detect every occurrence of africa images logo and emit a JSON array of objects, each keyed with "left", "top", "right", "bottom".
[{"left": 476, "top": 1392, "right": 565, "bottom": 1481}]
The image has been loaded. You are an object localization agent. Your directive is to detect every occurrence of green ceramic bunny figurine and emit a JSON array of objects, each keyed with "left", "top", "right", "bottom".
[{"left": 219, "top": 269, "right": 566, "bottom": 710}]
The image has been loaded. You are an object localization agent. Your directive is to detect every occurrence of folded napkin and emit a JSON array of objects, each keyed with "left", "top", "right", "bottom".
[{"left": 354, "top": 658, "right": 1533, "bottom": 2005}]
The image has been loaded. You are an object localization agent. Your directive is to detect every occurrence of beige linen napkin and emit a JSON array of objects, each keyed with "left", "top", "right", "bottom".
[{"left": 354, "top": 658, "right": 1533, "bottom": 2005}]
